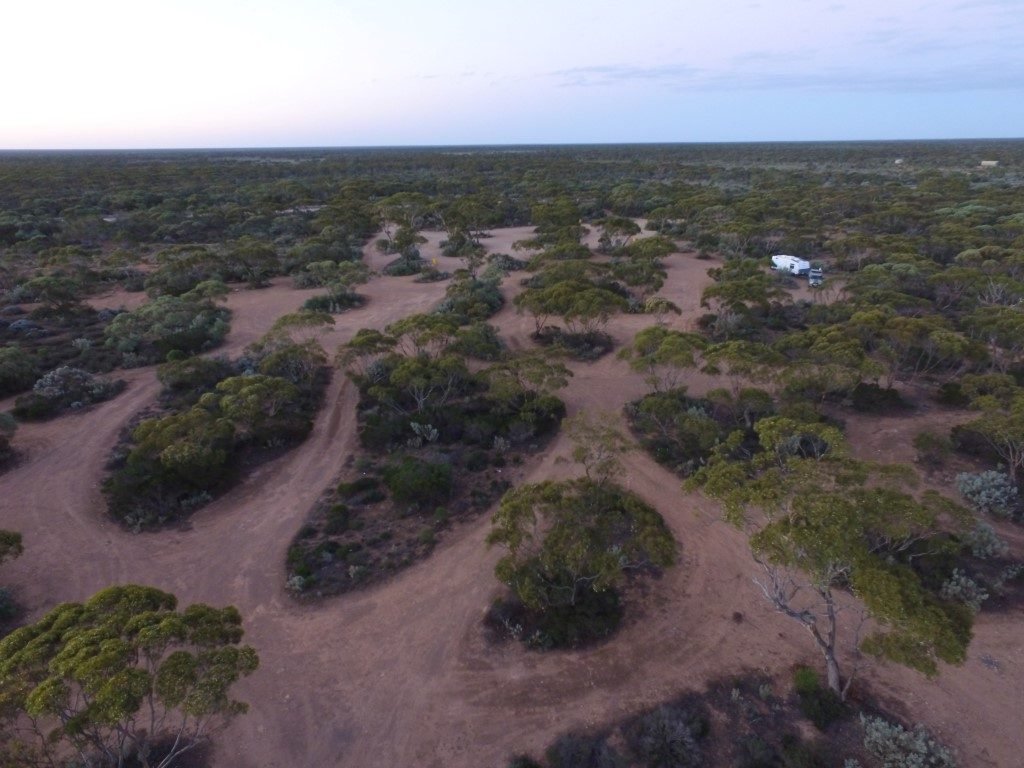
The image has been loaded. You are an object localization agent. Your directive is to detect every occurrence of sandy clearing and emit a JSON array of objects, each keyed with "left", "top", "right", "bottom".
[
  {"left": 86, "top": 286, "right": 150, "bottom": 312},
  {"left": 2, "top": 230, "right": 1021, "bottom": 767}
]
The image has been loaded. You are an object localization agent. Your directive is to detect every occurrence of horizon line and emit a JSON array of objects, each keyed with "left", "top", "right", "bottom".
[{"left": 2, "top": 136, "right": 1023, "bottom": 153}]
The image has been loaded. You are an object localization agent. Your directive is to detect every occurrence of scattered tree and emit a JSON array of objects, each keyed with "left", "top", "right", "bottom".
[{"left": 0, "top": 585, "right": 259, "bottom": 768}]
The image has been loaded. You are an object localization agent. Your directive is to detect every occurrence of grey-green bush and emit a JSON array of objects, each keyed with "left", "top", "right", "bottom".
[
  {"left": 964, "top": 522, "right": 1008, "bottom": 559},
  {"left": 956, "top": 471, "right": 1018, "bottom": 518},
  {"left": 13, "top": 366, "right": 124, "bottom": 419},
  {"left": 939, "top": 569, "right": 989, "bottom": 612},
  {"left": 860, "top": 714, "right": 956, "bottom": 768}
]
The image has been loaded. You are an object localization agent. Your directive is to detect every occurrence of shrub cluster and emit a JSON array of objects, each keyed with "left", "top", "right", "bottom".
[
  {"left": 534, "top": 327, "right": 614, "bottom": 361},
  {"left": 625, "top": 387, "right": 778, "bottom": 478},
  {"left": 964, "top": 522, "right": 1008, "bottom": 559},
  {"left": 302, "top": 287, "right": 365, "bottom": 314},
  {"left": 291, "top": 259, "right": 369, "bottom": 288},
  {"left": 105, "top": 339, "right": 327, "bottom": 529},
  {"left": 621, "top": 699, "right": 708, "bottom": 768},
  {"left": 544, "top": 732, "right": 623, "bottom": 768},
  {"left": 850, "top": 382, "right": 908, "bottom": 413},
  {"left": 0, "top": 346, "right": 38, "bottom": 397},
  {"left": 381, "top": 456, "right": 452, "bottom": 507},
  {"left": 144, "top": 240, "right": 281, "bottom": 295},
  {"left": 625, "top": 389, "right": 727, "bottom": 476},
  {"left": 512, "top": 693, "right": 712, "bottom": 768},
  {"left": 104, "top": 291, "right": 230, "bottom": 366},
  {"left": 434, "top": 274, "right": 504, "bottom": 323},
  {"left": 13, "top": 366, "right": 125, "bottom": 420},
  {"left": 383, "top": 249, "right": 426, "bottom": 276},
  {"left": 487, "top": 479, "right": 676, "bottom": 650},
  {"left": 283, "top": 230, "right": 364, "bottom": 273},
  {"left": 939, "top": 569, "right": 989, "bottom": 612},
  {"left": 350, "top": 346, "right": 565, "bottom": 453},
  {"left": 955, "top": 471, "right": 1018, "bottom": 518},
  {"left": 156, "top": 355, "right": 236, "bottom": 407},
  {"left": 860, "top": 715, "right": 957, "bottom": 768},
  {"left": 486, "top": 587, "right": 624, "bottom": 651},
  {"left": 449, "top": 322, "right": 505, "bottom": 361},
  {"left": 486, "top": 252, "right": 527, "bottom": 272},
  {"left": 0, "top": 415, "right": 16, "bottom": 470}
]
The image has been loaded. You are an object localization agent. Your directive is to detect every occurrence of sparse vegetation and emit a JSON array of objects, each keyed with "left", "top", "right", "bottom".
[
  {"left": 3, "top": 141, "right": 1024, "bottom": 766},
  {"left": 104, "top": 324, "right": 329, "bottom": 529}
]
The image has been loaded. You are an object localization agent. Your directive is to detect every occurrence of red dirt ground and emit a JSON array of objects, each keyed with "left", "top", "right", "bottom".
[{"left": 2, "top": 232, "right": 1021, "bottom": 767}]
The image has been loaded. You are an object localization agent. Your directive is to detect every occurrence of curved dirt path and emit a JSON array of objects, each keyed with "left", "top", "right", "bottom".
[{"left": 2, "top": 233, "right": 1021, "bottom": 767}]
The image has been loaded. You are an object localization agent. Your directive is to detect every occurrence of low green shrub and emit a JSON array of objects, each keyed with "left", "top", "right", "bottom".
[
  {"left": 506, "top": 757, "right": 542, "bottom": 768},
  {"left": 0, "top": 587, "right": 17, "bottom": 621},
  {"left": 435, "top": 276, "right": 504, "bottom": 323},
  {"left": 949, "top": 425, "right": 1001, "bottom": 464},
  {"left": 486, "top": 588, "right": 624, "bottom": 650},
  {"left": 851, "top": 383, "right": 907, "bottom": 412},
  {"left": 793, "top": 667, "right": 846, "bottom": 731},
  {"left": 382, "top": 456, "right": 452, "bottom": 507},
  {"left": 778, "top": 734, "right": 829, "bottom": 768},
  {"left": 912, "top": 431, "right": 952, "bottom": 470},
  {"left": 0, "top": 346, "right": 39, "bottom": 397},
  {"left": 935, "top": 382, "right": 969, "bottom": 407},
  {"left": 302, "top": 287, "right": 365, "bottom": 314},
  {"left": 487, "top": 252, "right": 527, "bottom": 272},
  {"left": 626, "top": 389, "right": 727, "bottom": 476},
  {"left": 325, "top": 504, "right": 351, "bottom": 534},
  {"left": 414, "top": 266, "right": 449, "bottom": 283},
  {"left": 450, "top": 322, "right": 504, "bottom": 361},
  {"left": 337, "top": 476, "right": 381, "bottom": 499},
  {"left": 622, "top": 698, "right": 708, "bottom": 768},
  {"left": 545, "top": 732, "right": 623, "bottom": 768},
  {"left": 535, "top": 327, "right": 614, "bottom": 361},
  {"left": 383, "top": 252, "right": 425, "bottom": 276},
  {"left": 157, "top": 355, "right": 235, "bottom": 405}
]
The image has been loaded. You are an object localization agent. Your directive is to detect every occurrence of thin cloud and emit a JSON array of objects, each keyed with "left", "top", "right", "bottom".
[
  {"left": 551, "top": 63, "right": 701, "bottom": 87},
  {"left": 548, "top": 58, "right": 1024, "bottom": 92}
]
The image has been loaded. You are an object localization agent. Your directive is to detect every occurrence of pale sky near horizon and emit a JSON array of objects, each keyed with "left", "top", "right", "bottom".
[{"left": 3, "top": 0, "right": 1022, "bottom": 149}]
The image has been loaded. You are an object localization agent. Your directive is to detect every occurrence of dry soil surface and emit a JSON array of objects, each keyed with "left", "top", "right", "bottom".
[{"left": 2, "top": 231, "right": 1021, "bottom": 767}]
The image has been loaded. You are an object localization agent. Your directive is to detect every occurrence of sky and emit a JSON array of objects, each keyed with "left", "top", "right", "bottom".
[{"left": 2, "top": 0, "right": 1022, "bottom": 148}]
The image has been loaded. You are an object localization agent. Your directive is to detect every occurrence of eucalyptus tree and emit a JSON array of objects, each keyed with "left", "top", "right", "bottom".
[
  {"left": 688, "top": 417, "right": 972, "bottom": 698},
  {"left": 0, "top": 585, "right": 258, "bottom": 768}
]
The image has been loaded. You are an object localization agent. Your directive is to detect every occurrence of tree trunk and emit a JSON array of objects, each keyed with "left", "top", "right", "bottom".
[{"left": 823, "top": 648, "right": 842, "bottom": 697}]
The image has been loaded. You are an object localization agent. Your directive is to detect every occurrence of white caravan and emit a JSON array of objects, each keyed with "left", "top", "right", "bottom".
[{"left": 771, "top": 254, "right": 811, "bottom": 276}]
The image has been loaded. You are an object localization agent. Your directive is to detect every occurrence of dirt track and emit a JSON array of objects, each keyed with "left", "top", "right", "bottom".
[{"left": 3, "top": 232, "right": 1021, "bottom": 767}]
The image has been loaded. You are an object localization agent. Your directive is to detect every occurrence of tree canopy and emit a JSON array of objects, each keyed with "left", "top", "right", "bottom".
[
  {"left": 0, "top": 585, "right": 258, "bottom": 768},
  {"left": 688, "top": 417, "right": 973, "bottom": 696}
]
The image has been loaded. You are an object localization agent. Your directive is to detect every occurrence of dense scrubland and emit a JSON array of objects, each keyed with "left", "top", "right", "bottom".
[{"left": 1, "top": 140, "right": 1023, "bottom": 767}]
